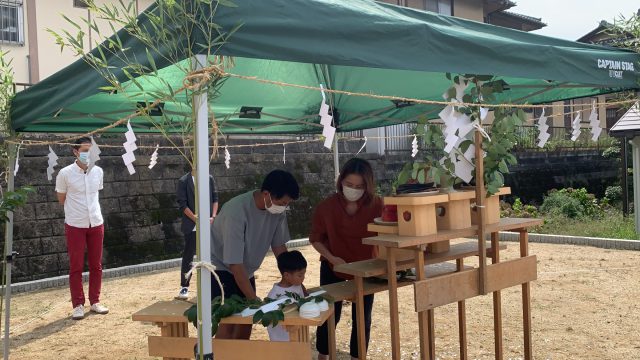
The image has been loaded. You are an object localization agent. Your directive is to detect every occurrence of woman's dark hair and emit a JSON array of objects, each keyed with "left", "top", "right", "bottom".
[
  {"left": 261, "top": 170, "right": 300, "bottom": 200},
  {"left": 336, "top": 158, "right": 376, "bottom": 206},
  {"left": 276, "top": 250, "right": 307, "bottom": 274}
]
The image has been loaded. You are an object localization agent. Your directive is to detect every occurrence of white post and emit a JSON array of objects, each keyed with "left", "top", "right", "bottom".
[
  {"left": 333, "top": 133, "right": 340, "bottom": 181},
  {"left": 3, "top": 144, "right": 16, "bottom": 360},
  {"left": 630, "top": 137, "right": 640, "bottom": 234},
  {"left": 194, "top": 54, "right": 213, "bottom": 359}
]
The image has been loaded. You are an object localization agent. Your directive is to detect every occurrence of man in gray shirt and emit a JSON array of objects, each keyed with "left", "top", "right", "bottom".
[{"left": 210, "top": 169, "right": 300, "bottom": 342}]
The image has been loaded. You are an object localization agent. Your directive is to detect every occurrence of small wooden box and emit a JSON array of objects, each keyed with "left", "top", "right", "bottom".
[
  {"left": 436, "top": 190, "right": 474, "bottom": 231},
  {"left": 384, "top": 194, "right": 448, "bottom": 237},
  {"left": 471, "top": 187, "right": 511, "bottom": 225}
]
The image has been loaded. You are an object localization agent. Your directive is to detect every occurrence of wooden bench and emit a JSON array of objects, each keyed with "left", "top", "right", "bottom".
[{"left": 132, "top": 300, "right": 334, "bottom": 360}]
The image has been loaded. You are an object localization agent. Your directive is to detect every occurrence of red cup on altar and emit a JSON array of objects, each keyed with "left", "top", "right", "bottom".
[{"left": 382, "top": 205, "right": 398, "bottom": 222}]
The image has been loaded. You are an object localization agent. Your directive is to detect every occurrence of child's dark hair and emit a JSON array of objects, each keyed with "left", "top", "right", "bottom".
[{"left": 276, "top": 250, "right": 307, "bottom": 274}]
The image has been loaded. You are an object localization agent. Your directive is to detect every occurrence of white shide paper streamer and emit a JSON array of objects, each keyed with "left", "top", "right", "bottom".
[
  {"left": 536, "top": 109, "right": 550, "bottom": 148},
  {"left": 589, "top": 102, "right": 602, "bottom": 141},
  {"left": 148, "top": 144, "right": 159, "bottom": 169},
  {"left": 224, "top": 146, "right": 231, "bottom": 169},
  {"left": 46, "top": 146, "right": 58, "bottom": 181},
  {"left": 122, "top": 120, "right": 138, "bottom": 175}
]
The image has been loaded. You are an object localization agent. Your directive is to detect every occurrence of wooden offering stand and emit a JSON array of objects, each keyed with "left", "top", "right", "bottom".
[{"left": 335, "top": 186, "right": 542, "bottom": 360}]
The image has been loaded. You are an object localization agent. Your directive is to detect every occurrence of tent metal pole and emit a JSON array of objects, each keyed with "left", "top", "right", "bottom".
[
  {"left": 3, "top": 143, "right": 16, "bottom": 360},
  {"left": 622, "top": 136, "right": 629, "bottom": 217},
  {"left": 333, "top": 134, "right": 339, "bottom": 181},
  {"left": 474, "top": 130, "right": 488, "bottom": 295},
  {"left": 630, "top": 137, "right": 640, "bottom": 234},
  {"left": 194, "top": 54, "right": 213, "bottom": 359}
]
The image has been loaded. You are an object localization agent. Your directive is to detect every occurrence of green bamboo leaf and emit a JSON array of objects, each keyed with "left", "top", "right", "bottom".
[{"left": 217, "top": 0, "right": 238, "bottom": 8}]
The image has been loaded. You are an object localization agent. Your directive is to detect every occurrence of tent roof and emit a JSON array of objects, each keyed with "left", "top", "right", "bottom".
[
  {"left": 610, "top": 102, "right": 640, "bottom": 137},
  {"left": 10, "top": 0, "right": 640, "bottom": 134}
]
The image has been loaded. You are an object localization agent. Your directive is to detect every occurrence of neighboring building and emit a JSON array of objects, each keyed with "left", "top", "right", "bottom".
[
  {"left": 0, "top": 0, "right": 154, "bottom": 86},
  {"left": 379, "top": 0, "right": 546, "bottom": 31}
]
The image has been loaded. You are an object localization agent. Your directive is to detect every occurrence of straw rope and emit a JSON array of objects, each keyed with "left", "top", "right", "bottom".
[{"left": 6, "top": 63, "right": 633, "bottom": 147}]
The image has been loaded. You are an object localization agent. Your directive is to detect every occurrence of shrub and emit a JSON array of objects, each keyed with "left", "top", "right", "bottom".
[
  {"left": 602, "top": 145, "right": 621, "bottom": 159},
  {"left": 501, "top": 197, "right": 539, "bottom": 218},
  {"left": 605, "top": 185, "right": 622, "bottom": 203},
  {"left": 540, "top": 188, "right": 601, "bottom": 219}
]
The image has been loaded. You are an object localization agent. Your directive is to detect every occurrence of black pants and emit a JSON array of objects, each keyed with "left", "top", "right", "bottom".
[
  {"left": 180, "top": 231, "right": 197, "bottom": 287},
  {"left": 316, "top": 261, "right": 374, "bottom": 358},
  {"left": 211, "top": 270, "right": 256, "bottom": 299}
]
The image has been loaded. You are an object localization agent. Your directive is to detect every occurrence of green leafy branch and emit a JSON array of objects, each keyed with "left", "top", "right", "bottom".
[
  {"left": 47, "top": 0, "right": 240, "bottom": 165},
  {"left": 0, "top": 186, "right": 34, "bottom": 223},
  {"left": 395, "top": 73, "right": 523, "bottom": 196},
  {"left": 184, "top": 292, "right": 329, "bottom": 335}
]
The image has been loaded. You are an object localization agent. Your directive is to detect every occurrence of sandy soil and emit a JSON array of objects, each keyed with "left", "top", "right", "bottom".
[{"left": 2, "top": 242, "right": 640, "bottom": 359}]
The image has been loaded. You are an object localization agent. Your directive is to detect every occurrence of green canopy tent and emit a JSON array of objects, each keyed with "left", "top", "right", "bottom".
[
  {"left": 10, "top": 1, "right": 640, "bottom": 134},
  {"left": 5, "top": 1, "right": 640, "bottom": 359}
]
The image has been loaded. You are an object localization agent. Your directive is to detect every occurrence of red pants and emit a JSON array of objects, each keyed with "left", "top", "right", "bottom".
[{"left": 65, "top": 224, "right": 104, "bottom": 308}]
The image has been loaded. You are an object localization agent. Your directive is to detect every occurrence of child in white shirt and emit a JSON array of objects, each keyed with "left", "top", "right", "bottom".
[{"left": 267, "top": 250, "right": 308, "bottom": 341}]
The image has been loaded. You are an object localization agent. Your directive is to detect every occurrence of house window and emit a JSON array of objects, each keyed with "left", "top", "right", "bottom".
[
  {"left": 426, "top": 0, "right": 452, "bottom": 15},
  {"left": 606, "top": 108, "right": 621, "bottom": 129},
  {"left": 73, "top": 0, "right": 89, "bottom": 8},
  {"left": 0, "top": 0, "right": 23, "bottom": 45},
  {"left": 405, "top": 0, "right": 452, "bottom": 15}
]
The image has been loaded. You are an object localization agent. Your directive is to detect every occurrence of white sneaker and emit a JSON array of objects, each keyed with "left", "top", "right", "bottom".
[
  {"left": 72, "top": 305, "right": 84, "bottom": 320},
  {"left": 90, "top": 303, "right": 109, "bottom": 315},
  {"left": 177, "top": 287, "right": 189, "bottom": 300}
]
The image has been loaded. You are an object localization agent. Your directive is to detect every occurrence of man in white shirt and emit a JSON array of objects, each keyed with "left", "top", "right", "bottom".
[{"left": 55, "top": 137, "right": 109, "bottom": 320}]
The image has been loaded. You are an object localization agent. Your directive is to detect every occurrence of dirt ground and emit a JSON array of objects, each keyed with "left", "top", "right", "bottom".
[{"left": 2, "top": 242, "right": 640, "bottom": 360}]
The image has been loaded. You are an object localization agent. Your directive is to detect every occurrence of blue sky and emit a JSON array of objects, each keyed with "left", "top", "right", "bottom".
[{"left": 512, "top": 0, "right": 638, "bottom": 40}]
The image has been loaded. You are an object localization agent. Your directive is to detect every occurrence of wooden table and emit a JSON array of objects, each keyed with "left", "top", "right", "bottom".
[
  {"left": 132, "top": 299, "right": 335, "bottom": 359},
  {"left": 338, "top": 217, "right": 542, "bottom": 360}
]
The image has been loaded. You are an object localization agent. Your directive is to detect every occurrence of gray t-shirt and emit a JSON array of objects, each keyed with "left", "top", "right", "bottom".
[{"left": 211, "top": 190, "right": 290, "bottom": 277}]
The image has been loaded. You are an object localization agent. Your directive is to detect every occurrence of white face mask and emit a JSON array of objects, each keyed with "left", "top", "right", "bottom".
[
  {"left": 343, "top": 186, "right": 365, "bottom": 202},
  {"left": 78, "top": 152, "right": 89, "bottom": 165},
  {"left": 264, "top": 193, "right": 287, "bottom": 214}
]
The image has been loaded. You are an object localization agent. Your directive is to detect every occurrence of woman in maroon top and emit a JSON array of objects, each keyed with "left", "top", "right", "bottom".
[{"left": 310, "top": 158, "right": 383, "bottom": 360}]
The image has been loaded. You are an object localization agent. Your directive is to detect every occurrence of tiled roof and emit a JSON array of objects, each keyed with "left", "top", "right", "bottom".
[{"left": 500, "top": 10, "right": 546, "bottom": 26}]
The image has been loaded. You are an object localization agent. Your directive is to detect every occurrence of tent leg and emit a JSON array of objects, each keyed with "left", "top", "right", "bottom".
[
  {"left": 474, "top": 130, "right": 487, "bottom": 294},
  {"left": 3, "top": 144, "right": 16, "bottom": 360},
  {"left": 630, "top": 137, "right": 640, "bottom": 234},
  {"left": 333, "top": 134, "right": 339, "bottom": 181},
  {"left": 194, "top": 54, "right": 213, "bottom": 360},
  {"left": 333, "top": 133, "right": 340, "bottom": 181},
  {"left": 622, "top": 136, "right": 629, "bottom": 217}
]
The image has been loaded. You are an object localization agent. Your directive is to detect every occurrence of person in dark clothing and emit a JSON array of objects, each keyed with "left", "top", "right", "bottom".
[{"left": 175, "top": 167, "right": 218, "bottom": 299}]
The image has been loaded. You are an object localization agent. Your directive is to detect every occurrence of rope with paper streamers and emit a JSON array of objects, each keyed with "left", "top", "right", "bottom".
[
  {"left": 3, "top": 103, "right": 610, "bottom": 149},
  {"left": 185, "top": 261, "right": 225, "bottom": 305},
  {"left": 4, "top": 125, "right": 612, "bottom": 151}
]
